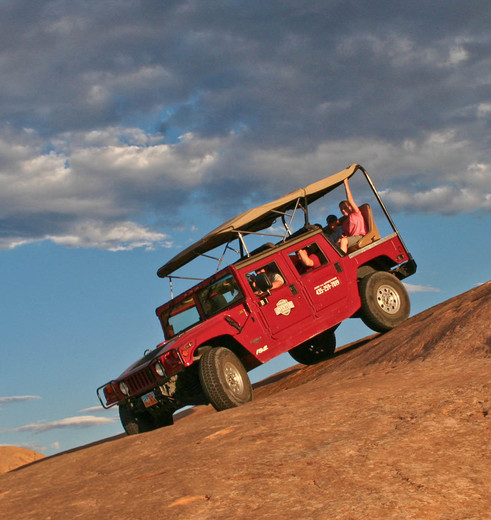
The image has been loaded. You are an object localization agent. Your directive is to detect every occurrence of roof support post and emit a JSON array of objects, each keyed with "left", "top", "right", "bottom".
[
  {"left": 358, "top": 165, "right": 410, "bottom": 252},
  {"left": 237, "top": 232, "right": 249, "bottom": 257}
]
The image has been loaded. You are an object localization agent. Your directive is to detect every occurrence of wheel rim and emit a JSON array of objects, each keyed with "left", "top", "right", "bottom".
[
  {"left": 376, "top": 283, "right": 401, "bottom": 314},
  {"left": 224, "top": 361, "right": 245, "bottom": 395},
  {"left": 310, "top": 341, "right": 326, "bottom": 356},
  {"left": 307, "top": 332, "right": 336, "bottom": 358}
]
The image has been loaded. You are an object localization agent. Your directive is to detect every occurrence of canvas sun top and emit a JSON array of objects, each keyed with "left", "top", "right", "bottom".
[{"left": 157, "top": 163, "right": 361, "bottom": 278}]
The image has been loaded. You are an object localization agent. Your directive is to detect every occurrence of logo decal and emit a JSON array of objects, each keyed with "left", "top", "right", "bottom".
[
  {"left": 274, "top": 298, "right": 295, "bottom": 316},
  {"left": 256, "top": 345, "right": 269, "bottom": 355},
  {"left": 314, "top": 277, "right": 341, "bottom": 295}
]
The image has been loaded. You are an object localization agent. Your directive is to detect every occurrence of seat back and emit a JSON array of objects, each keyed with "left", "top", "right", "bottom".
[{"left": 349, "top": 203, "right": 380, "bottom": 251}]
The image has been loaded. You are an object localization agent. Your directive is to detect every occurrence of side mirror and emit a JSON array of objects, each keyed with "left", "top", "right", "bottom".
[{"left": 255, "top": 272, "right": 273, "bottom": 293}]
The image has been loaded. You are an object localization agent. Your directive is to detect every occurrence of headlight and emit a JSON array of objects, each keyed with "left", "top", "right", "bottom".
[
  {"left": 154, "top": 361, "right": 166, "bottom": 377},
  {"left": 119, "top": 381, "right": 130, "bottom": 396}
]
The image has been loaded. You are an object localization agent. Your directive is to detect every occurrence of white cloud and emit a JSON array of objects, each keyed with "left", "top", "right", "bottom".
[
  {"left": 47, "top": 220, "right": 172, "bottom": 251},
  {"left": 447, "top": 45, "right": 468, "bottom": 66},
  {"left": 2, "top": 124, "right": 490, "bottom": 253},
  {"left": 1, "top": 415, "right": 116, "bottom": 434},
  {"left": 0, "top": 127, "right": 224, "bottom": 250},
  {"left": 382, "top": 185, "right": 490, "bottom": 214},
  {"left": 79, "top": 405, "right": 107, "bottom": 413},
  {"left": 403, "top": 283, "right": 441, "bottom": 293},
  {"left": 0, "top": 395, "right": 41, "bottom": 405},
  {"left": 0, "top": 236, "right": 40, "bottom": 251},
  {"left": 477, "top": 104, "right": 491, "bottom": 118},
  {"left": 0, "top": 2, "right": 490, "bottom": 251},
  {"left": 240, "top": 132, "right": 491, "bottom": 215},
  {"left": 0, "top": 128, "right": 220, "bottom": 217}
]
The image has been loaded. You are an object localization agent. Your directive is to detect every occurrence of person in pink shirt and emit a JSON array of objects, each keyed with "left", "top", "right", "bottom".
[
  {"left": 295, "top": 246, "right": 321, "bottom": 273},
  {"left": 338, "top": 178, "right": 367, "bottom": 253}
]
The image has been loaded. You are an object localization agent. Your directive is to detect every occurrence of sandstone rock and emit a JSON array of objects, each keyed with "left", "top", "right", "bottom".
[
  {"left": 0, "top": 446, "right": 45, "bottom": 474},
  {"left": 0, "top": 282, "right": 489, "bottom": 519}
]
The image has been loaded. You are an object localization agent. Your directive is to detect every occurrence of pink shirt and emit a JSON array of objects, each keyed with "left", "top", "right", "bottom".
[{"left": 343, "top": 211, "right": 367, "bottom": 237}]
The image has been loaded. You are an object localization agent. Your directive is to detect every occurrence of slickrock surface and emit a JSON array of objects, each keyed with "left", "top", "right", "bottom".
[
  {"left": 1, "top": 282, "right": 489, "bottom": 519},
  {"left": 0, "top": 447, "right": 45, "bottom": 474}
]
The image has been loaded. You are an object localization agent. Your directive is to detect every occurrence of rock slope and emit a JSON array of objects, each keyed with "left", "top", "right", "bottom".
[{"left": 0, "top": 282, "right": 489, "bottom": 520}]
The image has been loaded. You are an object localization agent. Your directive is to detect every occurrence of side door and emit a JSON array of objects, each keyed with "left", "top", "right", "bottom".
[
  {"left": 242, "top": 257, "right": 314, "bottom": 347},
  {"left": 285, "top": 237, "right": 352, "bottom": 323}
]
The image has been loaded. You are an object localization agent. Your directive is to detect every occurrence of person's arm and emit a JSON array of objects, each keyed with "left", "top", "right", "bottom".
[
  {"left": 344, "top": 178, "right": 360, "bottom": 212},
  {"left": 296, "top": 248, "right": 314, "bottom": 267},
  {"left": 271, "top": 273, "right": 285, "bottom": 289}
]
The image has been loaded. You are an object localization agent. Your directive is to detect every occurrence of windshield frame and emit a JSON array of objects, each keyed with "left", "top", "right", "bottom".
[{"left": 158, "top": 270, "right": 245, "bottom": 340}]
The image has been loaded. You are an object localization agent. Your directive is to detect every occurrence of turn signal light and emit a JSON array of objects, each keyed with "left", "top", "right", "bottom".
[
  {"left": 160, "top": 349, "right": 183, "bottom": 376},
  {"left": 103, "top": 384, "right": 118, "bottom": 405}
]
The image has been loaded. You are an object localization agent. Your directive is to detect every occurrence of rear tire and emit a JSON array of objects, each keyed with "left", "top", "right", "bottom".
[
  {"left": 199, "top": 347, "right": 253, "bottom": 411},
  {"left": 359, "top": 271, "right": 410, "bottom": 332},
  {"left": 289, "top": 329, "right": 336, "bottom": 365}
]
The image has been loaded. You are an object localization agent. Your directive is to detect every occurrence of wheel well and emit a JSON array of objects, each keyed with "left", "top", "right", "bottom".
[
  {"left": 357, "top": 256, "right": 397, "bottom": 281},
  {"left": 357, "top": 264, "right": 376, "bottom": 281},
  {"left": 194, "top": 335, "right": 260, "bottom": 372}
]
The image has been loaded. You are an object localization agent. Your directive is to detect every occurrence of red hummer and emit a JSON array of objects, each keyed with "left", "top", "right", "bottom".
[{"left": 97, "top": 164, "right": 416, "bottom": 434}]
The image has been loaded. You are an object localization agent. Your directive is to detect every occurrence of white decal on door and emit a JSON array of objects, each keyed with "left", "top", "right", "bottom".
[
  {"left": 274, "top": 299, "right": 295, "bottom": 316},
  {"left": 314, "top": 277, "right": 340, "bottom": 295}
]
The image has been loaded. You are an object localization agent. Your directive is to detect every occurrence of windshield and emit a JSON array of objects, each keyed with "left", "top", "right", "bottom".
[
  {"left": 161, "top": 273, "right": 244, "bottom": 339},
  {"left": 164, "top": 295, "right": 201, "bottom": 338}
]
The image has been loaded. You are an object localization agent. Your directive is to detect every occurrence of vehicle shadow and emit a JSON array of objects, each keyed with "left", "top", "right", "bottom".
[{"left": 253, "top": 333, "right": 379, "bottom": 391}]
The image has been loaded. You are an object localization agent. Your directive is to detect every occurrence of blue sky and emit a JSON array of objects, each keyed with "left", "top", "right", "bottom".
[{"left": 1, "top": 1, "right": 490, "bottom": 456}]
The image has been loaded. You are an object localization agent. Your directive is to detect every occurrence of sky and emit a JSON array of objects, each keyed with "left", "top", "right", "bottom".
[{"left": 1, "top": 1, "right": 490, "bottom": 457}]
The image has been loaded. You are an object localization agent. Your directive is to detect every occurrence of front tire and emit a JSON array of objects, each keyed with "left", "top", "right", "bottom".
[
  {"left": 119, "top": 405, "right": 154, "bottom": 435},
  {"left": 359, "top": 271, "right": 410, "bottom": 332},
  {"left": 289, "top": 329, "right": 336, "bottom": 365},
  {"left": 199, "top": 347, "right": 253, "bottom": 411},
  {"left": 119, "top": 404, "right": 173, "bottom": 435}
]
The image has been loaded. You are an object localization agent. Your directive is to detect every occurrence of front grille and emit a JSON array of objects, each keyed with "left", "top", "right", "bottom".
[{"left": 124, "top": 368, "right": 155, "bottom": 395}]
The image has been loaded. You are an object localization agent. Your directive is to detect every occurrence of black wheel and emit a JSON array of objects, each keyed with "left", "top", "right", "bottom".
[
  {"left": 289, "top": 329, "right": 336, "bottom": 365},
  {"left": 199, "top": 347, "right": 253, "bottom": 411},
  {"left": 359, "top": 271, "right": 410, "bottom": 332},
  {"left": 119, "top": 404, "right": 154, "bottom": 435}
]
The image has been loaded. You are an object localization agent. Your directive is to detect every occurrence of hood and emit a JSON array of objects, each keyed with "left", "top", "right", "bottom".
[{"left": 116, "top": 339, "right": 174, "bottom": 379}]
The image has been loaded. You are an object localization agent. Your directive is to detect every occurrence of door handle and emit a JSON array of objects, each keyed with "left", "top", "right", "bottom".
[{"left": 289, "top": 284, "right": 298, "bottom": 295}]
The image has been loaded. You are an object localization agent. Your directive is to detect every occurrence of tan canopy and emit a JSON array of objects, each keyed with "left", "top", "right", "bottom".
[{"left": 157, "top": 163, "right": 360, "bottom": 277}]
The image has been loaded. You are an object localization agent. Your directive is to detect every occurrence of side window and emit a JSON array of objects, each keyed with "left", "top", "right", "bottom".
[
  {"left": 197, "top": 274, "right": 244, "bottom": 317},
  {"left": 246, "top": 261, "right": 286, "bottom": 295},
  {"left": 289, "top": 243, "right": 328, "bottom": 275}
]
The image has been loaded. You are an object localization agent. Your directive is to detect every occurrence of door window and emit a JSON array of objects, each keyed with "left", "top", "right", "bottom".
[
  {"left": 246, "top": 261, "right": 286, "bottom": 296},
  {"left": 197, "top": 274, "right": 244, "bottom": 317},
  {"left": 289, "top": 242, "right": 328, "bottom": 275}
]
